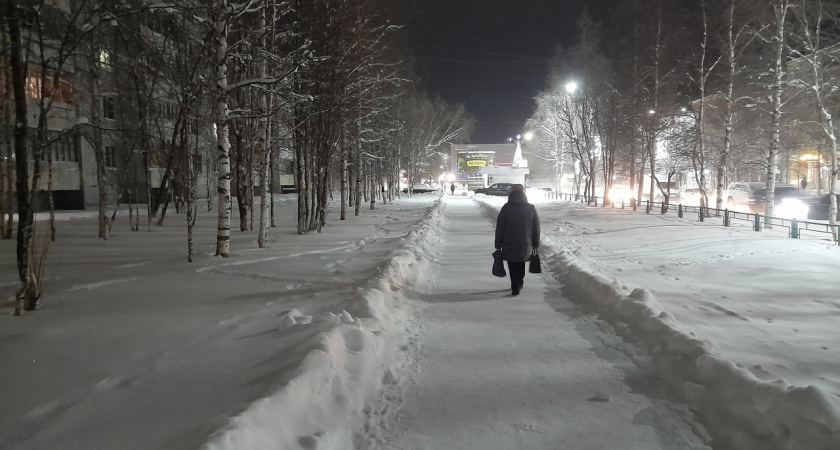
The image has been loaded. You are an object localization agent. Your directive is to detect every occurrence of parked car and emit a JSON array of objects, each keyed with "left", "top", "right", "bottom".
[
  {"left": 748, "top": 185, "right": 815, "bottom": 218},
  {"left": 679, "top": 188, "right": 702, "bottom": 206},
  {"left": 475, "top": 183, "right": 514, "bottom": 196},
  {"left": 723, "top": 181, "right": 767, "bottom": 211},
  {"left": 805, "top": 193, "right": 840, "bottom": 221},
  {"left": 402, "top": 183, "right": 435, "bottom": 194},
  {"left": 524, "top": 186, "right": 554, "bottom": 198},
  {"left": 677, "top": 188, "right": 720, "bottom": 207}
]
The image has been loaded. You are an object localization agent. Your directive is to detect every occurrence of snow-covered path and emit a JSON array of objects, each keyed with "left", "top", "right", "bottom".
[{"left": 381, "top": 198, "right": 708, "bottom": 449}]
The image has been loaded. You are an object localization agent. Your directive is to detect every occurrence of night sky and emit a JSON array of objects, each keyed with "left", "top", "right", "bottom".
[{"left": 408, "top": 0, "right": 619, "bottom": 144}]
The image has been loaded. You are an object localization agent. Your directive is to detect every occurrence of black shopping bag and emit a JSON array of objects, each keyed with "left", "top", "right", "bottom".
[
  {"left": 529, "top": 249, "right": 542, "bottom": 274},
  {"left": 492, "top": 250, "right": 506, "bottom": 277}
]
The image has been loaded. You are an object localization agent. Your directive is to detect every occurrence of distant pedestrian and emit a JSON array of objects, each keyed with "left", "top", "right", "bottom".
[
  {"left": 450, "top": 182, "right": 456, "bottom": 195},
  {"left": 494, "top": 187, "right": 540, "bottom": 296}
]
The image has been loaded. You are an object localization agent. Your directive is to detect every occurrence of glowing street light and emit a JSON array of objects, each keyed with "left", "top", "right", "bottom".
[
  {"left": 565, "top": 81, "right": 578, "bottom": 93},
  {"left": 510, "top": 132, "right": 532, "bottom": 143}
]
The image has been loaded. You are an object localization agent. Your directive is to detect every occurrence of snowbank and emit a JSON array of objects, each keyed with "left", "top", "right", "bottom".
[
  {"left": 474, "top": 194, "right": 840, "bottom": 449},
  {"left": 546, "top": 245, "right": 840, "bottom": 450},
  {"left": 202, "top": 200, "right": 443, "bottom": 449}
]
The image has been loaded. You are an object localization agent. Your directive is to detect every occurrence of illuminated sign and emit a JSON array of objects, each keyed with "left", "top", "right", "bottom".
[{"left": 457, "top": 151, "right": 495, "bottom": 174}]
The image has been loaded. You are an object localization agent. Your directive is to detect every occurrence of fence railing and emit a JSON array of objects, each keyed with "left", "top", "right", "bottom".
[{"left": 545, "top": 191, "right": 840, "bottom": 245}]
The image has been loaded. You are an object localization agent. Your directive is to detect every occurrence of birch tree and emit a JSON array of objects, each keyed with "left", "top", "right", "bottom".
[
  {"left": 788, "top": 0, "right": 840, "bottom": 227},
  {"left": 207, "top": 0, "right": 299, "bottom": 254},
  {"left": 642, "top": 1, "right": 666, "bottom": 213},
  {"left": 713, "top": 0, "right": 755, "bottom": 212},
  {"left": 689, "top": 0, "right": 721, "bottom": 212},
  {"left": 3, "top": 0, "right": 104, "bottom": 312},
  {"left": 527, "top": 91, "right": 569, "bottom": 193},
  {"left": 759, "top": 0, "right": 791, "bottom": 223},
  {"left": 23, "top": 0, "right": 96, "bottom": 241},
  {"left": 397, "top": 93, "right": 473, "bottom": 194},
  {"left": 290, "top": 0, "right": 406, "bottom": 231},
  {"left": 3, "top": 0, "right": 35, "bottom": 315},
  {"left": 0, "top": 27, "right": 12, "bottom": 240}
]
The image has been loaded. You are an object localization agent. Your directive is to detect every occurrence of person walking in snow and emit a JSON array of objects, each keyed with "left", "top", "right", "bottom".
[
  {"left": 494, "top": 184, "right": 540, "bottom": 296},
  {"left": 450, "top": 182, "right": 456, "bottom": 195}
]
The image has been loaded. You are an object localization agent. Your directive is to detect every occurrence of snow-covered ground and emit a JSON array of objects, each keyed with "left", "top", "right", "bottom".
[{"left": 1, "top": 192, "right": 838, "bottom": 449}]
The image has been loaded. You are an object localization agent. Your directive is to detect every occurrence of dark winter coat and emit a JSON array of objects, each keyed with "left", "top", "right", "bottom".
[{"left": 494, "top": 191, "right": 540, "bottom": 262}]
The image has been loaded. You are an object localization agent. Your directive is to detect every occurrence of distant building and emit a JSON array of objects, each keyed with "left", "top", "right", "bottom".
[{"left": 449, "top": 143, "right": 529, "bottom": 189}]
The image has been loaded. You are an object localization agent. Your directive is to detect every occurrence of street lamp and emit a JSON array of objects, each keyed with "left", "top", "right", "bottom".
[
  {"left": 509, "top": 132, "right": 532, "bottom": 143},
  {"left": 565, "top": 81, "right": 578, "bottom": 94}
]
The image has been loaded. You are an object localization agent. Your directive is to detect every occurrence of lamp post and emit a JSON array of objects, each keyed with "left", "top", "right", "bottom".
[{"left": 565, "top": 81, "right": 587, "bottom": 201}]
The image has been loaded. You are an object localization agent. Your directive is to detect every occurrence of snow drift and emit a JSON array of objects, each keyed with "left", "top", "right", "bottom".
[
  {"left": 546, "top": 246, "right": 840, "bottom": 450},
  {"left": 202, "top": 201, "right": 443, "bottom": 449}
]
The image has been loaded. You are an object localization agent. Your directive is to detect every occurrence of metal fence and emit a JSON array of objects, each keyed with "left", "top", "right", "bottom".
[{"left": 548, "top": 192, "right": 840, "bottom": 245}]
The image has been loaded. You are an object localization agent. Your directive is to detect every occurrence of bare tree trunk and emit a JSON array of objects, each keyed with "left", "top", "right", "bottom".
[
  {"left": 214, "top": 0, "right": 233, "bottom": 256},
  {"left": 47, "top": 142, "right": 56, "bottom": 241},
  {"left": 354, "top": 153, "right": 364, "bottom": 216},
  {"left": 258, "top": 9, "right": 271, "bottom": 247},
  {"left": 717, "top": 0, "right": 738, "bottom": 213},
  {"left": 1, "top": 134, "right": 13, "bottom": 240},
  {"left": 794, "top": 0, "right": 839, "bottom": 229},
  {"left": 694, "top": 0, "right": 714, "bottom": 217},
  {"left": 4, "top": 2, "right": 38, "bottom": 313},
  {"left": 354, "top": 152, "right": 362, "bottom": 216},
  {"left": 340, "top": 137, "right": 348, "bottom": 220},
  {"left": 369, "top": 160, "right": 376, "bottom": 210},
  {"left": 0, "top": 38, "right": 13, "bottom": 240},
  {"left": 143, "top": 151, "right": 152, "bottom": 231},
  {"left": 234, "top": 131, "right": 249, "bottom": 232},
  {"left": 765, "top": 0, "right": 789, "bottom": 226},
  {"left": 89, "top": 60, "right": 110, "bottom": 239},
  {"left": 379, "top": 162, "right": 387, "bottom": 205},
  {"left": 628, "top": 0, "right": 640, "bottom": 210},
  {"left": 248, "top": 147, "right": 254, "bottom": 231},
  {"left": 186, "top": 131, "right": 196, "bottom": 262},
  {"left": 270, "top": 129, "right": 277, "bottom": 228},
  {"left": 646, "top": 4, "right": 663, "bottom": 214},
  {"left": 295, "top": 125, "right": 306, "bottom": 234}
]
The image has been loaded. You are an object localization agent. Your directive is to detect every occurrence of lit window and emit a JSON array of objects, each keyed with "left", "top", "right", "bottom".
[
  {"left": 25, "top": 73, "right": 77, "bottom": 104},
  {"left": 25, "top": 75, "right": 42, "bottom": 100},
  {"left": 99, "top": 49, "right": 111, "bottom": 70}
]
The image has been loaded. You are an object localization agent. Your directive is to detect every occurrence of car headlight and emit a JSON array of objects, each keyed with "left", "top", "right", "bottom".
[
  {"left": 608, "top": 188, "right": 633, "bottom": 201},
  {"left": 776, "top": 198, "right": 809, "bottom": 220}
]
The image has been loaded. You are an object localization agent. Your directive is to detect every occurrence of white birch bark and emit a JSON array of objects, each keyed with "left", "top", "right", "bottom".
[
  {"left": 765, "top": 0, "right": 789, "bottom": 226},
  {"left": 646, "top": 5, "right": 663, "bottom": 214},
  {"left": 717, "top": 0, "right": 738, "bottom": 212},
  {"left": 213, "top": 0, "right": 232, "bottom": 257},
  {"left": 794, "top": 0, "right": 838, "bottom": 226},
  {"left": 257, "top": 10, "right": 269, "bottom": 248}
]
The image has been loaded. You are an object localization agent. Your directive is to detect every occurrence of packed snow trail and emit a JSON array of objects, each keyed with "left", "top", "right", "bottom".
[{"left": 379, "top": 197, "right": 709, "bottom": 449}]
